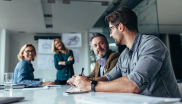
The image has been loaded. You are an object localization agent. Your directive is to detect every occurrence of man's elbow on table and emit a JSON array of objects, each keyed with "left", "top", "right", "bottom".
[{"left": 131, "top": 84, "right": 141, "bottom": 94}]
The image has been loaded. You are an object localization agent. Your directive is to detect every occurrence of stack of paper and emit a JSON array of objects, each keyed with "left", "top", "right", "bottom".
[{"left": 77, "top": 94, "right": 181, "bottom": 104}]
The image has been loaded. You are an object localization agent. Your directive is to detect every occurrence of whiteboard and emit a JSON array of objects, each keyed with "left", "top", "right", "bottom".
[
  {"left": 37, "top": 54, "right": 55, "bottom": 70},
  {"left": 38, "top": 39, "right": 54, "bottom": 54},
  {"left": 71, "top": 49, "right": 79, "bottom": 63}
]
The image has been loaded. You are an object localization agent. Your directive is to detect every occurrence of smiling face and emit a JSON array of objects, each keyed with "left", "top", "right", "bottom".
[
  {"left": 23, "top": 46, "right": 35, "bottom": 62},
  {"left": 54, "top": 40, "right": 62, "bottom": 50},
  {"left": 91, "top": 36, "right": 109, "bottom": 58},
  {"left": 109, "top": 22, "right": 125, "bottom": 46}
]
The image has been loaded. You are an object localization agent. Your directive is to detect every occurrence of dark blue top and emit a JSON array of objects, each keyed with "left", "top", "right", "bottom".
[
  {"left": 14, "top": 59, "right": 41, "bottom": 86},
  {"left": 54, "top": 50, "right": 75, "bottom": 81},
  {"left": 104, "top": 32, "right": 181, "bottom": 98}
]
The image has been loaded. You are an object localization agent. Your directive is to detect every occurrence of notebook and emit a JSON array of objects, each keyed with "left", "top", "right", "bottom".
[{"left": 0, "top": 97, "right": 24, "bottom": 104}]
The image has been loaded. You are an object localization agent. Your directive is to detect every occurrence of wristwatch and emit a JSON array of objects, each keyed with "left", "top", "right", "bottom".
[{"left": 91, "top": 81, "right": 97, "bottom": 92}]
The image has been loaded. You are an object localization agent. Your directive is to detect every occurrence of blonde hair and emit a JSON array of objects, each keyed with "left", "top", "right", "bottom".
[
  {"left": 52, "top": 38, "right": 69, "bottom": 54},
  {"left": 17, "top": 43, "right": 37, "bottom": 61}
]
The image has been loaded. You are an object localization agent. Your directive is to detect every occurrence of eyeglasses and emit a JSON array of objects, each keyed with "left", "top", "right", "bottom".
[
  {"left": 108, "top": 23, "right": 120, "bottom": 34},
  {"left": 24, "top": 50, "right": 35, "bottom": 53}
]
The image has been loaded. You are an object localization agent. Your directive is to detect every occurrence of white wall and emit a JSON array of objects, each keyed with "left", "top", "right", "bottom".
[
  {"left": 0, "top": 29, "right": 1, "bottom": 74},
  {"left": 0, "top": 29, "right": 3, "bottom": 84},
  {"left": 0, "top": 29, "right": 10, "bottom": 84},
  {"left": 8, "top": 32, "right": 90, "bottom": 82},
  {"left": 5, "top": 31, "right": 10, "bottom": 73}
]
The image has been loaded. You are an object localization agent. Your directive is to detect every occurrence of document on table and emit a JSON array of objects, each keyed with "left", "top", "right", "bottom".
[
  {"left": 45, "top": 85, "right": 61, "bottom": 87},
  {"left": 77, "top": 94, "right": 181, "bottom": 104},
  {"left": 22, "top": 86, "right": 49, "bottom": 91}
]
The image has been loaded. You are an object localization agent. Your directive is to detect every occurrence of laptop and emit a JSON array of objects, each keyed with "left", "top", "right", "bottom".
[{"left": 0, "top": 97, "right": 24, "bottom": 104}]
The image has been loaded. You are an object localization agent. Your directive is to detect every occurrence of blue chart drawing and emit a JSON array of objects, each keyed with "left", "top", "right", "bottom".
[
  {"left": 62, "top": 33, "right": 82, "bottom": 47},
  {"left": 38, "top": 39, "right": 54, "bottom": 54},
  {"left": 42, "top": 43, "right": 51, "bottom": 49},
  {"left": 66, "top": 36, "right": 80, "bottom": 46},
  {"left": 37, "top": 55, "right": 55, "bottom": 70}
]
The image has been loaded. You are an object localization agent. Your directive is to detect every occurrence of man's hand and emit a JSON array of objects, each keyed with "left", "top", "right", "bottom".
[
  {"left": 41, "top": 81, "right": 55, "bottom": 86},
  {"left": 75, "top": 75, "right": 92, "bottom": 91},
  {"left": 67, "top": 75, "right": 76, "bottom": 86},
  {"left": 67, "top": 56, "right": 73, "bottom": 61}
]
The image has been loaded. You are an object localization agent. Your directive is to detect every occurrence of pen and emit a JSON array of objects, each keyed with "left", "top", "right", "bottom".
[{"left": 81, "top": 68, "right": 84, "bottom": 76}]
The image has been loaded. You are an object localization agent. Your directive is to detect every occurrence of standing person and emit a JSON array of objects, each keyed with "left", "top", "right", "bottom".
[
  {"left": 67, "top": 33, "right": 120, "bottom": 85},
  {"left": 52, "top": 38, "right": 75, "bottom": 85},
  {"left": 14, "top": 43, "right": 55, "bottom": 86},
  {"left": 73, "top": 6, "right": 180, "bottom": 98}
]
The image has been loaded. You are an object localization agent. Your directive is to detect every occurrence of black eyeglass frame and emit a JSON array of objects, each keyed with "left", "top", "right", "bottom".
[
  {"left": 108, "top": 23, "right": 120, "bottom": 34},
  {"left": 24, "top": 50, "right": 35, "bottom": 53}
]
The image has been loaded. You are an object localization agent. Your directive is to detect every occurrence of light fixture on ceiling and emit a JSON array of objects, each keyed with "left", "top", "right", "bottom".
[
  {"left": 63, "top": 0, "right": 70, "bottom": 4},
  {"left": 48, "top": 0, "right": 55, "bottom": 3},
  {"left": 44, "top": 14, "right": 52, "bottom": 18},
  {"left": 60, "top": 0, "right": 110, "bottom": 6},
  {"left": 18, "top": 31, "right": 25, "bottom": 33},
  {"left": 101, "top": 2, "right": 109, "bottom": 6},
  {"left": 46, "top": 24, "right": 53, "bottom": 28}
]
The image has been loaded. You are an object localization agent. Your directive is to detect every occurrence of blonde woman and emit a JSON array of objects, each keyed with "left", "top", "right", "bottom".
[
  {"left": 14, "top": 43, "right": 55, "bottom": 86},
  {"left": 52, "top": 39, "right": 75, "bottom": 85}
]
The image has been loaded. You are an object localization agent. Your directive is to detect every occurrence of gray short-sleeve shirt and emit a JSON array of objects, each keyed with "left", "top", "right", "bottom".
[{"left": 104, "top": 32, "right": 181, "bottom": 98}]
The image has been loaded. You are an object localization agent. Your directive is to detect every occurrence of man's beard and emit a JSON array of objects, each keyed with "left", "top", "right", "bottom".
[
  {"left": 96, "top": 48, "right": 109, "bottom": 58},
  {"left": 115, "top": 39, "right": 120, "bottom": 46}
]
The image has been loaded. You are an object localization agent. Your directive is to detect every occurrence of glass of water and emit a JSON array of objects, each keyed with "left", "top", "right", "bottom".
[{"left": 4, "top": 73, "right": 14, "bottom": 91}]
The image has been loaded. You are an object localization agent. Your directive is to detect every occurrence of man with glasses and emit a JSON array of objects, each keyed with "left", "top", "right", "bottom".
[{"left": 73, "top": 6, "right": 180, "bottom": 98}]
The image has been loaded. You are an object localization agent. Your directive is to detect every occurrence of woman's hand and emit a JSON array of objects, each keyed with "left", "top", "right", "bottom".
[
  {"left": 41, "top": 81, "right": 55, "bottom": 86},
  {"left": 67, "top": 56, "right": 73, "bottom": 61},
  {"left": 58, "top": 61, "right": 66, "bottom": 65}
]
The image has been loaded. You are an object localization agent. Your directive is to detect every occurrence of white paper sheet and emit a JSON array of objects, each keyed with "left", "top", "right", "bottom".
[
  {"left": 71, "top": 49, "right": 79, "bottom": 63},
  {"left": 45, "top": 85, "right": 61, "bottom": 87},
  {"left": 62, "top": 33, "right": 82, "bottom": 47},
  {"left": 22, "top": 86, "right": 49, "bottom": 91},
  {"left": 38, "top": 39, "right": 54, "bottom": 54},
  {"left": 37, "top": 54, "right": 55, "bottom": 70},
  {"left": 77, "top": 94, "right": 181, "bottom": 104}
]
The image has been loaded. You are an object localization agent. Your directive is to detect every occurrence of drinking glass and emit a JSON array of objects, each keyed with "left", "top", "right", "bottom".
[{"left": 4, "top": 73, "right": 14, "bottom": 91}]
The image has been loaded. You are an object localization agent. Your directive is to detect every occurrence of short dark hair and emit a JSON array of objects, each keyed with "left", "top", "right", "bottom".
[
  {"left": 90, "top": 33, "right": 108, "bottom": 43},
  {"left": 105, "top": 6, "right": 138, "bottom": 32}
]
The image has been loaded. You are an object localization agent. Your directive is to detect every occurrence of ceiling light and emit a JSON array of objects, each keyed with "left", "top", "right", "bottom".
[
  {"left": 18, "top": 31, "right": 25, "bottom": 33},
  {"left": 63, "top": 0, "right": 70, "bottom": 4},
  {"left": 48, "top": 0, "right": 55, "bottom": 3},
  {"left": 46, "top": 24, "right": 53, "bottom": 28},
  {"left": 101, "top": 2, "right": 109, "bottom": 6}
]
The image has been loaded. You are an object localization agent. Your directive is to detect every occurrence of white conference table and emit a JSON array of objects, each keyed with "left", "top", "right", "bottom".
[{"left": 0, "top": 85, "right": 182, "bottom": 104}]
